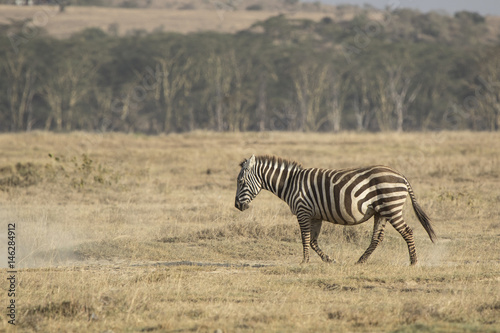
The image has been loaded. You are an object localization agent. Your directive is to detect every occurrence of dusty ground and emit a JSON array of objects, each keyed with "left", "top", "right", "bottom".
[{"left": 0, "top": 131, "right": 499, "bottom": 332}]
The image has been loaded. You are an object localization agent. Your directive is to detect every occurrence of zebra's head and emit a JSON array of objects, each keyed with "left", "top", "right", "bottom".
[{"left": 235, "top": 155, "right": 262, "bottom": 211}]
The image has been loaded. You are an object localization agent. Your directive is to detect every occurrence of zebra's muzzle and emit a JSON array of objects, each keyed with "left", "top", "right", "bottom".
[{"left": 235, "top": 199, "right": 249, "bottom": 211}]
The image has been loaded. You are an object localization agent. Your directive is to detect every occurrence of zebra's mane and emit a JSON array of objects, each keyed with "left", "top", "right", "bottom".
[{"left": 256, "top": 155, "right": 303, "bottom": 170}]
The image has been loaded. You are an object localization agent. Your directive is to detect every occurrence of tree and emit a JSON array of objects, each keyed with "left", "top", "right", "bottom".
[
  {"left": 203, "top": 49, "right": 252, "bottom": 132},
  {"left": 387, "top": 64, "right": 421, "bottom": 132},
  {"left": 292, "top": 62, "right": 329, "bottom": 131},
  {"left": 325, "top": 66, "right": 349, "bottom": 132},
  {"left": 224, "top": 49, "right": 251, "bottom": 132},
  {"left": 256, "top": 71, "right": 267, "bottom": 131},
  {"left": 155, "top": 53, "right": 191, "bottom": 133},
  {"left": 373, "top": 73, "right": 393, "bottom": 131},
  {"left": 42, "top": 55, "right": 99, "bottom": 131},
  {"left": 475, "top": 47, "right": 500, "bottom": 131},
  {"left": 351, "top": 73, "right": 372, "bottom": 131},
  {"left": 88, "top": 85, "right": 114, "bottom": 131},
  {"left": 371, "top": 52, "right": 421, "bottom": 132},
  {"left": 3, "top": 51, "right": 36, "bottom": 131},
  {"left": 204, "top": 53, "right": 228, "bottom": 132}
]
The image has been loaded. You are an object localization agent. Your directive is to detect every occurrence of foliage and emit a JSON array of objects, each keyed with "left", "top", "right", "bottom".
[
  {"left": 246, "top": 4, "right": 262, "bottom": 11},
  {"left": 0, "top": 8, "right": 498, "bottom": 133}
]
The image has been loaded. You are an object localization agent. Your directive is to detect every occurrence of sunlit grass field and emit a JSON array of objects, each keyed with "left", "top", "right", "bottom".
[{"left": 0, "top": 131, "right": 499, "bottom": 332}]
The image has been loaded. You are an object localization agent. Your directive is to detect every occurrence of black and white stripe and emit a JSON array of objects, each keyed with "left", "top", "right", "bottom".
[{"left": 235, "top": 155, "right": 436, "bottom": 265}]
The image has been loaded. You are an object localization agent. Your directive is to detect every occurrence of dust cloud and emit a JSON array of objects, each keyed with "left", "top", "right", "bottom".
[{"left": 1, "top": 207, "right": 84, "bottom": 269}]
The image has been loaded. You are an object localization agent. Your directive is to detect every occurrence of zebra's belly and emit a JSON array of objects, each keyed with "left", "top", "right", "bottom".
[{"left": 319, "top": 207, "right": 375, "bottom": 225}]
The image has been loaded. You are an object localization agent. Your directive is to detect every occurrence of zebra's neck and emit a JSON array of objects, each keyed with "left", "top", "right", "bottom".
[{"left": 255, "top": 156, "right": 302, "bottom": 201}]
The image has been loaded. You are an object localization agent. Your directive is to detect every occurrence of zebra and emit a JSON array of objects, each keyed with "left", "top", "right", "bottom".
[{"left": 234, "top": 155, "right": 436, "bottom": 265}]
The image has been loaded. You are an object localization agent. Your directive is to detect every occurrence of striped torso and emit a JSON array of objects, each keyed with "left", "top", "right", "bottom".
[
  {"left": 287, "top": 166, "right": 408, "bottom": 225},
  {"left": 254, "top": 157, "right": 409, "bottom": 226}
]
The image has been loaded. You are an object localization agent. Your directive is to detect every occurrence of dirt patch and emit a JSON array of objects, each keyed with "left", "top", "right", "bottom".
[{"left": 133, "top": 260, "right": 273, "bottom": 268}]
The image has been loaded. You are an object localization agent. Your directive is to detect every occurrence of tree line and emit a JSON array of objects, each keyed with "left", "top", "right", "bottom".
[{"left": 1, "top": 9, "right": 499, "bottom": 133}]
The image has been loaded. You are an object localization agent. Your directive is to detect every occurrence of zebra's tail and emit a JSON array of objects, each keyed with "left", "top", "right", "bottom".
[{"left": 405, "top": 179, "right": 437, "bottom": 243}]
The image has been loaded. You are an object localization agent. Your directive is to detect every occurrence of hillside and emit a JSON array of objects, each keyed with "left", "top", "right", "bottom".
[
  {"left": 0, "top": 5, "right": 332, "bottom": 37},
  {"left": 0, "top": 0, "right": 383, "bottom": 38},
  {"left": 2, "top": 2, "right": 498, "bottom": 39}
]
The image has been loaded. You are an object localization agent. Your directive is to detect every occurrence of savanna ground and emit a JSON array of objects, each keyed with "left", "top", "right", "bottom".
[{"left": 0, "top": 131, "right": 499, "bottom": 332}]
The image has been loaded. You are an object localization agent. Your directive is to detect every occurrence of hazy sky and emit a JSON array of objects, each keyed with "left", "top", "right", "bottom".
[{"left": 306, "top": 0, "right": 500, "bottom": 16}]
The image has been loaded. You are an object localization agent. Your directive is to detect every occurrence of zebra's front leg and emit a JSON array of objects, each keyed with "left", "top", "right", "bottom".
[
  {"left": 310, "top": 219, "right": 335, "bottom": 263},
  {"left": 298, "top": 217, "right": 311, "bottom": 264},
  {"left": 299, "top": 228, "right": 310, "bottom": 264}
]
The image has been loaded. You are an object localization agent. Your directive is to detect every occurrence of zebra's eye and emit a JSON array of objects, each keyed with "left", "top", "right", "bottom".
[{"left": 238, "top": 177, "right": 245, "bottom": 185}]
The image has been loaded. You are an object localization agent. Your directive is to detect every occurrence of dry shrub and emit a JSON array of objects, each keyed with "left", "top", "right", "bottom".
[
  {"left": 26, "top": 300, "right": 93, "bottom": 319},
  {"left": 0, "top": 154, "right": 122, "bottom": 191},
  {"left": 0, "top": 162, "right": 49, "bottom": 189},
  {"left": 477, "top": 301, "right": 500, "bottom": 318},
  {"left": 401, "top": 302, "right": 439, "bottom": 325}
]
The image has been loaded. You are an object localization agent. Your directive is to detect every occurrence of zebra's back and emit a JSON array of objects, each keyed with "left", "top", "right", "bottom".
[{"left": 298, "top": 165, "right": 409, "bottom": 225}]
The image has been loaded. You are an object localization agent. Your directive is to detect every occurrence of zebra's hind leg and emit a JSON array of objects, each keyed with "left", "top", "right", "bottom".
[
  {"left": 357, "top": 214, "right": 386, "bottom": 264},
  {"left": 310, "top": 220, "right": 335, "bottom": 263},
  {"left": 388, "top": 215, "right": 418, "bottom": 265}
]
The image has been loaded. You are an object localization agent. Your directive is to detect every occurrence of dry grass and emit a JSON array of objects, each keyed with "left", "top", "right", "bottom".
[{"left": 0, "top": 131, "right": 499, "bottom": 332}]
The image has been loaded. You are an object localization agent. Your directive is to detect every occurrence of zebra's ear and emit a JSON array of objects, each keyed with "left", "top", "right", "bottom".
[
  {"left": 248, "top": 154, "right": 256, "bottom": 168},
  {"left": 240, "top": 155, "right": 256, "bottom": 169}
]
